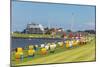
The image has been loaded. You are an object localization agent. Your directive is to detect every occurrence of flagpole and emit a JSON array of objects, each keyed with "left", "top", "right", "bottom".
[{"left": 71, "top": 13, "right": 74, "bottom": 31}]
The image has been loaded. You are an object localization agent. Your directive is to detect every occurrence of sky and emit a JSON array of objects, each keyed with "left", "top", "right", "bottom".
[{"left": 12, "top": 1, "right": 96, "bottom": 32}]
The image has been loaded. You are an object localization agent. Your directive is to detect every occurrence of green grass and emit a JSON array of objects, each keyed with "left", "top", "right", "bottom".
[
  {"left": 11, "top": 44, "right": 72, "bottom": 65},
  {"left": 11, "top": 33, "right": 61, "bottom": 38},
  {"left": 11, "top": 36, "right": 96, "bottom": 66}
]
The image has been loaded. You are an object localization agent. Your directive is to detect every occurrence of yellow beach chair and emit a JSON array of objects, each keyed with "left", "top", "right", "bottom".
[
  {"left": 15, "top": 52, "right": 20, "bottom": 59},
  {"left": 66, "top": 41, "right": 70, "bottom": 48},
  {"left": 16, "top": 47, "right": 24, "bottom": 61},
  {"left": 73, "top": 40, "right": 77, "bottom": 46},
  {"left": 40, "top": 48, "right": 47, "bottom": 55},
  {"left": 28, "top": 49, "right": 35, "bottom": 56},
  {"left": 17, "top": 47, "right": 23, "bottom": 52}
]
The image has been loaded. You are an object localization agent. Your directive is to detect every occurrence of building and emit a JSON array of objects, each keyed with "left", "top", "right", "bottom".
[{"left": 25, "top": 23, "right": 45, "bottom": 34}]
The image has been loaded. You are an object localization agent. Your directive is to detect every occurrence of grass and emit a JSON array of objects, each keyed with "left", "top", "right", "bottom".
[
  {"left": 11, "top": 33, "right": 61, "bottom": 38},
  {"left": 11, "top": 36, "right": 96, "bottom": 66}
]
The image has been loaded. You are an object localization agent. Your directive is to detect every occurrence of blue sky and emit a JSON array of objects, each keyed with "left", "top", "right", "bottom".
[{"left": 12, "top": 1, "right": 96, "bottom": 32}]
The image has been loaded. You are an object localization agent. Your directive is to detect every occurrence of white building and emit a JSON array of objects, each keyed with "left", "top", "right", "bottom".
[{"left": 25, "top": 23, "right": 45, "bottom": 34}]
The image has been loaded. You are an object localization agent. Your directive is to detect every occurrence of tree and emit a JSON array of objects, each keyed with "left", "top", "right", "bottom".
[
  {"left": 21, "top": 29, "right": 26, "bottom": 33},
  {"left": 66, "top": 29, "right": 72, "bottom": 32},
  {"left": 84, "top": 30, "right": 95, "bottom": 34}
]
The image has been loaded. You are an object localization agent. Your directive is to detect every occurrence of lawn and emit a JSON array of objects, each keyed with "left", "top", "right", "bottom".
[
  {"left": 11, "top": 33, "right": 61, "bottom": 38},
  {"left": 11, "top": 36, "right": 96, "bottom": 66}
]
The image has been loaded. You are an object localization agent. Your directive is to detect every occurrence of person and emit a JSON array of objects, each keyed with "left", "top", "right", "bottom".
[
  {"left": 69, "top": 32, "right": 73, "bottom": 39},
  {"left": 15, "top": 52, "right": 20, "bottom": 62},
  {"left": 15, "top": 47, "right": 24, "bottom": 62},
  {"left": 62, "top": 32, "right": 67, "bottom": 38},
  {"left": 28, "top": 45, "right": 35, "bottom": 59},
  {"left": 28, "top": 49, "right": 35, "bottom": 59}
]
